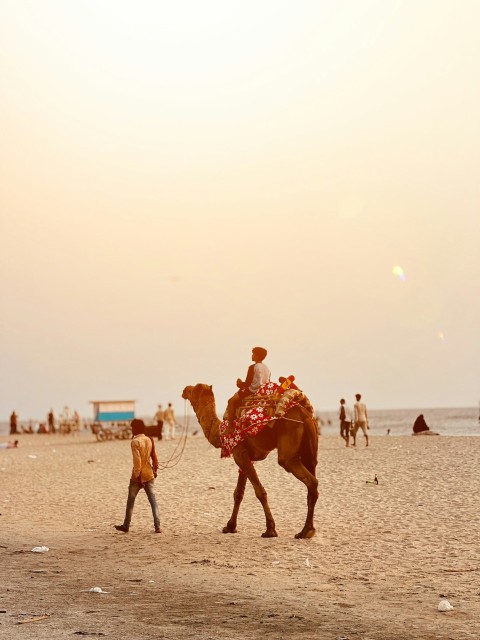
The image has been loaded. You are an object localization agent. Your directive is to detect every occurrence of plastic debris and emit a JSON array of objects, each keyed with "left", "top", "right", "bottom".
[
  {"left": 88, "top": 587, "right": 109, "bottom": 594},
  {"left": 438, "top": 599, "right": 454, "bottom": 611},
  {"left": 31, "top": 546, "right": 49, "bottom": 553},
  {"left": 305, "top": 558, "right": 311, "bottom": 567},
  {"left": 17, "top": 614, "right": 51, "bottom": 625},
  {"left": 28, "top": 455, "right": 37, "bottom": 459},
  {"left": 366, "top": 475, "right": 379, "bottom": 485}
]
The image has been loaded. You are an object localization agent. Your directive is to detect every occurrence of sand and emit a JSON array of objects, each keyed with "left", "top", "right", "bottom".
[{"left": 0, "top": 432, "right": 479, "bottom": 639}]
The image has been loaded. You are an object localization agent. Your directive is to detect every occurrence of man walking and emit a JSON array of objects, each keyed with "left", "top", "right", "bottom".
[
  {"left": 163, "top": 403, "right": 176, "bottom": 440},
  {"left": 115, "top": 419, "right": 161, "bottom": 533},
  {"left": 338, "top": 398, "right": 353, "bottom": 447},
  {"left": 353, "top": 393, "right": 369, "bottom": 447}
]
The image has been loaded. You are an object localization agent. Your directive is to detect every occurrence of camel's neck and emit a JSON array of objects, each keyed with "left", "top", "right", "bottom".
[{"left": 193, "top": 398, "right": 221, "bottom": 449}]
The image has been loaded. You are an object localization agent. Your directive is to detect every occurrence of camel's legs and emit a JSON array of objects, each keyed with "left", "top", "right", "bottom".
[
  {"left": 232, "top": 446, "right": 278, "bottom": 538},
  {"left": 277, "top": 429, "right": 319, "bottom": 539},
  {"left": 222, "top": 469, "right": 247, "bottom": 534}
]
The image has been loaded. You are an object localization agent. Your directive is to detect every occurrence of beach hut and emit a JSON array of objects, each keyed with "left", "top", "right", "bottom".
[
  {"left": 90, "top": 400, "right": 136, "bottom": 440},
  {"left": 90, "top": 400, "right": 136, "bottom": 423}
]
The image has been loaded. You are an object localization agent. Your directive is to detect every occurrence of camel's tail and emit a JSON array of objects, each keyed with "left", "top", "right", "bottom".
[{"left": 299, "top": 406, "right": 319, "bottom": 475}]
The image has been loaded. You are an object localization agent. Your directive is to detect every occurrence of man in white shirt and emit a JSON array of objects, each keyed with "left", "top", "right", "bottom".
[
  {"left": 226, "top": 346, "right": 271, "bottom": 432},
  {"left": 353, "top": 393, "right": 369, "bottom": 447},
  {"left": 163, "top": 403, "right": 176, "bottom": 440}
]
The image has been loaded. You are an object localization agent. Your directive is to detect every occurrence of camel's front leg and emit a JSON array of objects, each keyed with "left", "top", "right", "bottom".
[
  {"left": 233, "top": 447, "right": 277, "bottom": 538},
  {"left": 222, "top": 469, "right": 247, "bottom": 534}
]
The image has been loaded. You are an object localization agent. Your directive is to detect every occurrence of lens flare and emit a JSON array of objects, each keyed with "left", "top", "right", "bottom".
[{"left": 392, "top": 265, "right": 406, "bottom": 281}]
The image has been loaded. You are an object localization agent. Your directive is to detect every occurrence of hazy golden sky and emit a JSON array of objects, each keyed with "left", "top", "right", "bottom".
[{"left": 1, "top": 0, "right": 479, "bottom": 420}]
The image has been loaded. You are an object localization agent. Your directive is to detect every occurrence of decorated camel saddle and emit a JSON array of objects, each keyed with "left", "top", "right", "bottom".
[{"left": 219, "top": 377, "right": 315, "bottom": 458}]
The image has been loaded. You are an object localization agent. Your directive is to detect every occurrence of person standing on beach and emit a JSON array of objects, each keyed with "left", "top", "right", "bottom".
[
  {"left": 9, "top": 411, "right": 18, "bottom": 435},
  {"left": 115, "top": 419, "right": 161, "bottom": 534},
  {"left": 226, "top": 346, "right": 271, "bottom": 433},
  {"left": 163, "top": 403, "right": 176, "bottom": 440},
  {"left": 48, "top": 409, "right": 56, "bottom": 434},
  {"left": 338, "top": 399, "right": 353, "bottom": 446},
  {"left": 153, "top": 404, "right": 164, "bottom": 441},
  {"left": 353, "top": 393, "right": 369, "bottom": 447}
]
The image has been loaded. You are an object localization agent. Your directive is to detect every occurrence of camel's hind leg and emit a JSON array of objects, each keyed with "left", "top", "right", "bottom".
[
  {"left": 232, "top": 446, "right": 278, "bottom": 538},
  {"left": 222, "top": 469, "right": 247, "bottom": 534},
  {"left": 277, "top": 431, "right": 319, "bottom": 539}
]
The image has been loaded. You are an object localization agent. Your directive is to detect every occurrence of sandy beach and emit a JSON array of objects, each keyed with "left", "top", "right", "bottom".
[{"left": 0, "top": 432, "right": 479, "bottom": 640}]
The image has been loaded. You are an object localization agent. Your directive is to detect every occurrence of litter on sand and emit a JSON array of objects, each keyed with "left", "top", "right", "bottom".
[
  {"left": 438, "top": 599, "right": 454, "bottom": 611},
  {"left": 88, "top": 587, "right": 109, "bottom": 594},
  {"left": 31, "top": 546, "right": 49, "bottom": 553},
  {"left": 17, "top": 614, "right": 51, "bottom": 624}
]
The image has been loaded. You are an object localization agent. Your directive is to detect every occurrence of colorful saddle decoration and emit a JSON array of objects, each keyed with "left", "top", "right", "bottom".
[{"left": 219, "top": 378, "right": 315, "bottom": 458}]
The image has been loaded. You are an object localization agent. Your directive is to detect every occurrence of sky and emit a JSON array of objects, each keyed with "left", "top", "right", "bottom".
[{"left": 1, "top": 0, "right": 479, "bottom": 421}]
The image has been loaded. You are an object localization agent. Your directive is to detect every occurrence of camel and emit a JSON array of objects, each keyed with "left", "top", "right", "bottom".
[{"left": 182, "top": 384, "right": 319, "bottom": 539}]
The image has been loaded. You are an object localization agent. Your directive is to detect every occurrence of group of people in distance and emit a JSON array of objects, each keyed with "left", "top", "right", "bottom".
[
  {"left": 338, "top": 400, "right": 440, "bottom": 443},
  {"left": 9, "top": 408, "right": 81, "bottom": 435},
  {"left": 339, "top": 395, "right": 369, "bottom": 447}
]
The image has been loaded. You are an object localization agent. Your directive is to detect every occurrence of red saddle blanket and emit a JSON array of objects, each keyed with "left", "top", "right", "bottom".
[{"left": 219, "top": 382, "right": 299, "bottom": 458}]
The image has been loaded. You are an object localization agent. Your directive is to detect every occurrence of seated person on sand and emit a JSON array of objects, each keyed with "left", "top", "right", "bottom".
[
  {"left": 0, "top": 440, "right": 19, "bottom": 449},
  {"left": 226, "top": 346, "right": 271, "bottom": 433},
  {"left": 412, "top": 414, "right": 439, "bottom": 436}
]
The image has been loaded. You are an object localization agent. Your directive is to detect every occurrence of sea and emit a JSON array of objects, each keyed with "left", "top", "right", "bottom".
[{"left": 1, "top": 407, "right": 479, "bottom": 437}]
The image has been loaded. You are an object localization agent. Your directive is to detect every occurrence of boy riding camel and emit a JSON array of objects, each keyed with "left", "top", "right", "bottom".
[{"left": 226, "top": 346, "right": 271, "bottom": 433}]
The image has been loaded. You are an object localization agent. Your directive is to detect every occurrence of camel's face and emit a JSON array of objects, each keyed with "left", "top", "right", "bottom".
[
  {"left": 182, "top": 384, "right": 213, "bottom": 407},
  {"left": 182, "top": 386, "right": 194, "bottom": 400}
]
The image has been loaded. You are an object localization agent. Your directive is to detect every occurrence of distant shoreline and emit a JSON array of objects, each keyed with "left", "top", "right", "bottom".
[{"left": 1, "top": 404, "right": 479, "bottom": 438}]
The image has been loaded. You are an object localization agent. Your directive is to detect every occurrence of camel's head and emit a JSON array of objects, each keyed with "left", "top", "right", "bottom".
[
  {"left": 181, "top": 386, "right": 194, "bottom": 400},
  {"left": 182, "top": 383, "right": 214, "bottom": 408}
]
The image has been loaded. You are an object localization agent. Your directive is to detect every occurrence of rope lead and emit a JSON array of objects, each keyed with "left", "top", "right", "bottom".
[{"left": 156, "top": 399, "right": 190, "bottom": 471}]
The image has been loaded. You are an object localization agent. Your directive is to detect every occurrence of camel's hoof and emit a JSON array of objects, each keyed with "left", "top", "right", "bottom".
[
  {"left": 261, "top": 530, "right": 278, "bottom": 538},
  {"left": 294, "top": 528, "right": 316, "bottom": 539},
  {"left": 222, "top": 525, "right": 237, "bottom": 534}
]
